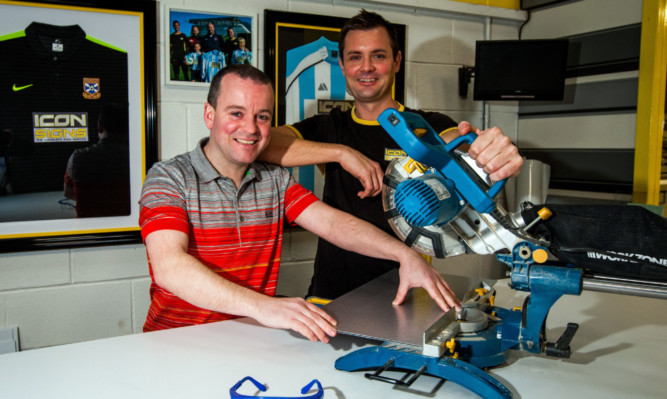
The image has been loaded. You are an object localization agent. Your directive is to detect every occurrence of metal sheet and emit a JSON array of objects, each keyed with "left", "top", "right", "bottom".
[{"left": 322, "top": 270, "right": 491, "bottom": 346}]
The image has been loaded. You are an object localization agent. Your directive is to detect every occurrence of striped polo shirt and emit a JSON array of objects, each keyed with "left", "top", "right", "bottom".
[{"left": 139, "top": 138, "right": 318, "bottom": 331}]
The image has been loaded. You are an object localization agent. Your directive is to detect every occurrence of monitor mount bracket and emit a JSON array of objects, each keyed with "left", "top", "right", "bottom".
[{"left": 458, "top": 65, "right": 475, "bottom": 99}]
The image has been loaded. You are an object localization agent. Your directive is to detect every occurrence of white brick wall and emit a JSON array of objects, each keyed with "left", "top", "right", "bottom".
[
  {"left": 6, "top": 282, "right": 133, "bottom": 349},
  {"left": 132, "top": 279, "right": 153, "bottom": 331},
  {"left": 0, "top": 250, "right": 70, "bottom": 291},
  {"left": 0, "top": 245, "right": 150, "bottom": 350},
  {"left": 0, "top": 295, "right": 6, "bottom": 330},
  {"left": 71, "top": 245, "right": 150, "bottom": 282}
]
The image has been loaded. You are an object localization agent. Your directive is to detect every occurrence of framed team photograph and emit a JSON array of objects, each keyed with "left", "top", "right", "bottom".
[
  {"left": 263, "top": 10, "right": 405, "bottom": 193},
  {"left": 166, "top": 7, "right": 256, "bottom": 87},
  {"left": 0, "top": 0, "right": 157, "bottom": 252}
]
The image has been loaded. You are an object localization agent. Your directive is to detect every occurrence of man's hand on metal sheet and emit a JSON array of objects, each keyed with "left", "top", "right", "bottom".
[
  {"left": 393, "top": 250, "right": 461, "bottom": 312},
  {"left": 254, "top": 296, "right": 338, "bottom": 343}
]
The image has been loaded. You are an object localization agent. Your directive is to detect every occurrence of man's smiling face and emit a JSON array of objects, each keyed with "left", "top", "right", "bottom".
[
  {"left": 203, "top": 73, "right": 274, "bottom": 177},
  {"left": 339, "top": 26, "right": 401, "bottom": 105}
]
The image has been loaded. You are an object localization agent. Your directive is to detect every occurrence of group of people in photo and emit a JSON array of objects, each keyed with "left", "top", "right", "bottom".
[{"left": 170, "top": 20, "right": 252, "bottom": 83}]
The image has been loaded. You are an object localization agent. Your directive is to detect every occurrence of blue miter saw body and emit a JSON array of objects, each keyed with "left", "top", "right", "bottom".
[{"left": 334, "top": 109, "right": 583, "bottom": 399}]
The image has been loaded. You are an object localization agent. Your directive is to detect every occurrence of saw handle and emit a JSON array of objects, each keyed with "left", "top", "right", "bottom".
[
  {"left": 379, "top": 109, "right": 506, "bottom": 213},
  {"left": 442, "top": 132, "right": 507, "bottom": 200}
]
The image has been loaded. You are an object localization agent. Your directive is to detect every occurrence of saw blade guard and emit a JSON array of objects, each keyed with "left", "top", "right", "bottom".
[
  {"left": 383, "top": 157, "right": 467, "bottom": 258},
  {"left": 378, "top": 109, "right": 506, "bottom": 215},
  {"left": 383, "top": 158, "right": 524, "bottom": 257}
]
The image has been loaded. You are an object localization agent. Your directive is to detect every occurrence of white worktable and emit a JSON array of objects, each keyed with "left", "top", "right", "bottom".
[{"left": 0, "top": 280, "right": 665, "bottom": 398}]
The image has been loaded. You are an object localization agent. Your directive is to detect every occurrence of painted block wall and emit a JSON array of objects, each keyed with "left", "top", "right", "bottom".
[
  {"left": 0, "top": 245, "right": 150, "bottom": 350},
  {"left": 0, "top": 0, "right": 525, "bottom": 350},
  {"left": 518, "top": 0, "right": 643, "bottom": 202}
]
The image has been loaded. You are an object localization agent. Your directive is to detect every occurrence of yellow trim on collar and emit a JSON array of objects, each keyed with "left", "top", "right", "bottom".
[
  {"left": 351, "top": 103, "right": 405, "bottom": 125},
  {"left": 441, "top": 126, "right": 459, "bottom": 135}
]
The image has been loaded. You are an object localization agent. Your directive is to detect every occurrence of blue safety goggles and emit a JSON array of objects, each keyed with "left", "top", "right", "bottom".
[{"left": 230, "top": 376, "right": 323, "bottom": 399}]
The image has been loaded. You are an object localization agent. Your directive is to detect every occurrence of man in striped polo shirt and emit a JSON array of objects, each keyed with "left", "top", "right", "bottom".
[{"left": 139, "top": 64, "right": 459, "bottom": 342}]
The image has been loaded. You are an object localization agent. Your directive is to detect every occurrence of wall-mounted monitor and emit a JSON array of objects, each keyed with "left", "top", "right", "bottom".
[{"left": 473, "top": 39, "right": 569, "bottom": 101}]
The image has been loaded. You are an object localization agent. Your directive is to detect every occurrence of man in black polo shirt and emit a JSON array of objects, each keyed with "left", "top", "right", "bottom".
[
  {"left": 170, "top": 20, "right": 188, "bottom": 81},
  {"left": 259, "top": 10, "right": 523, "bottom": 301},
  {"left": 222, "top": 27, "right": 239, "bottom": 66}
]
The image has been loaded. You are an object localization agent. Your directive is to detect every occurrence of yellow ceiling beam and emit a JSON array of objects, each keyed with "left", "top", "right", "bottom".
[
  {"left": 633, "top": 0, "right": 667, "bottom": 204},
  {"left": 447, "top": 0, "right": 520, "bottom": 9}
]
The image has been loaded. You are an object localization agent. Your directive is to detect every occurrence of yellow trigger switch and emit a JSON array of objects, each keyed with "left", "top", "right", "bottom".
[
  {"left": 413, "top": 128, "right": 427, "bottom": 137},
  {"left": 533, "top": 248, "right": 548, "bottom": 264},
  {"left": 446, "top": 338, "right": 456, "bottom": 353}
]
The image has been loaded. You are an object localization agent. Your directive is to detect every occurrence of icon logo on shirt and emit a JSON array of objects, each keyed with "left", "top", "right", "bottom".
[
  {"left": 317, "top": 83, "right": 328, "bottom": 91},
  {"left": 384, "top": 148, "right": 407, "bottom": 161},
  {"left": 317, "top": 99, "right": 353, "bottom": 114},
  {"left": 32, "top": 112, "right": 89, "bottom": 143}
]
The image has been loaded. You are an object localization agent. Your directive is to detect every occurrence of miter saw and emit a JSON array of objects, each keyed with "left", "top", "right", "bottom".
[{"left": 330, "top": 109, "right": 666, "bottom": 398}]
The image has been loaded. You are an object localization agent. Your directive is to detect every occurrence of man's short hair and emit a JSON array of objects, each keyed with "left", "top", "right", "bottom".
[
  {"left": 339, "top": 9, "right": 400, "bottom": 62},
  {"left": 207, "top": 64, "right": 273, "bottom": 109}
]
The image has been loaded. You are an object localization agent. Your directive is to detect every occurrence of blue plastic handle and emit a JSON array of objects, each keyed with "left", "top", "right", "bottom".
[
  {"left": 444, "top": 132, "right": 507, "bottom": 199},
  {"left": 378, "top": 109, "right": 506, "bottom": 214},
  {"left": 445, "top": 131, "right": 476, "bottom": 150}
]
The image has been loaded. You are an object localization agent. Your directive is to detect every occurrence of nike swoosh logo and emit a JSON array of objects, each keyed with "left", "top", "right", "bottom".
[{"left": 12, "top": 84, "right": 33, "bottom": 92}]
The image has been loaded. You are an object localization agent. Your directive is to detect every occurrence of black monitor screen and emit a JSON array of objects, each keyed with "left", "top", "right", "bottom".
[{"left": 473, "top": 39, "right": 569, "bottom": 101}]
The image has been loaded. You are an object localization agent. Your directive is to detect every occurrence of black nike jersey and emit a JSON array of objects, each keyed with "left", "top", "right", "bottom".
[{"left": 0, "top": 22, "right": 129, "bottom": 194}]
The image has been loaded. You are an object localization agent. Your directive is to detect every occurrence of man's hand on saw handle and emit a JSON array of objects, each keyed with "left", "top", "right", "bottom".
[{"left": 457, "top": 121, "right": 523, "bottom": 182}]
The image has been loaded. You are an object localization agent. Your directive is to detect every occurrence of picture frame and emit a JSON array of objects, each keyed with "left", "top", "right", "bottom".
[
  {"left": 0, "top": 0, "right": 157, "bottom": 252},
  {"left": 165, "top": 7, "right": 256, "bottom": 87},
  {"left": 263, "top": 10, "right": 405, "bottom": 194},
  {"left": 264, "top": 9, "right": 406, "bottom": 127}
]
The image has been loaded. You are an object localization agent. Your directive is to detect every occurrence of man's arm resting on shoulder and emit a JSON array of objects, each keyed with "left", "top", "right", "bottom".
[
  {"left": 259, "top": 126, "right": 384, "bottom": 198},
  {"left": 144, "top": 229, "right": 337, "bottom": 342},
  {"left": 294, "top": 201, "right": 461, "bottom": 312}
]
